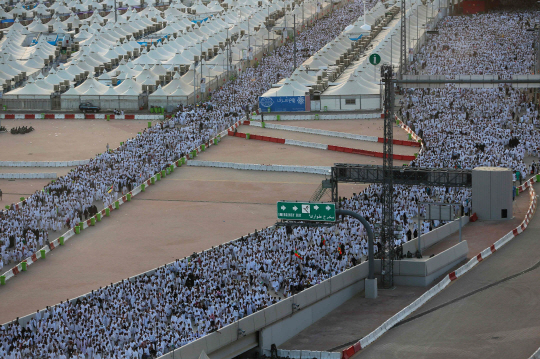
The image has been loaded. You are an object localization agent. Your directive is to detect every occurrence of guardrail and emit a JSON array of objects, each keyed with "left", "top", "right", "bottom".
[{"left": 342, "top": 177, "right": 538, "bottom": 359}]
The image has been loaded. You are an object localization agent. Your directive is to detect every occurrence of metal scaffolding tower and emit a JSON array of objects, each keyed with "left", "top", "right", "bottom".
[
  {"left": 400, "top": 0, "right": 406, "bottom": 78},
  {"left": 381, "top": 64, "right": 395, "bottom": 288}
]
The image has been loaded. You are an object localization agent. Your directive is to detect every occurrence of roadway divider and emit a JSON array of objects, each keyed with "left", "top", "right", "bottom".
[
  {"left": 0, "top": 173, "right": 57, "bottom": 179},
  {"left": 0, "top": 113, "right": 164, "bottom": 120},
  {"left": 250, "top": 113, "right": 381, "bottom": 121},
  {"left": 186, "top": 160, "right": 331, "bottom": 175},
  {"left": 0, "top": 160, "right": 90, "bottom": 167},
  {"left": 0, "top": 118, "right": 244, "bottom": 285},
  {"left": 247, "top": 121, "right": 420, "bottom": 147},
  {"left": 228, "top": 130, "right": 415, "bottom": 161},
  {"left": 342, "top": 176, "right": 538, "bottom": 359}
]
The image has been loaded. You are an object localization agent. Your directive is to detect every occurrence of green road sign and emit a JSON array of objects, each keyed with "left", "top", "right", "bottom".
[
  {"left": 369, "top": 53, "right": 381, "bottom": 66},
  {"left": 277, "top": 201, "right": 336, "bottom": 222}
]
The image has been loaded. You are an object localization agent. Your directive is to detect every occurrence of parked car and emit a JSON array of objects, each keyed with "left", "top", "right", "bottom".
[{"left": 79, "top": 102, "right": 101, "bottom": 112}]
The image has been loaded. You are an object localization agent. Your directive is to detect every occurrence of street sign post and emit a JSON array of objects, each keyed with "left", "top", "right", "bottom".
[
  {"left": 369, "top": 53, "right": 381, "bottom": 65},
  {"left": 277, "top": 201, "right": 336, "bottom": 222},
  {"left": 369, "top": 53, "right": 381, "bottom": 82}
]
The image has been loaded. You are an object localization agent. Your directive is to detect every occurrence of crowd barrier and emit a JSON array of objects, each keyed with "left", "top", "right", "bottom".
[
  {"left": 186, "top": 160, "right": 331, "bottom": 175},
  {"left": 228, "top": 130, "right": 416, "bottom": 161},
  {"left": 0, "top": 173, "right": 57, "bottom": 179},
  {"left": 251, "top": 113, "right": 381, "bottom": 121},
  {"left": 0, "top": 160, "right": 90, "bottom": 167},
  {"left": 342, "top": 177, "right": 538, "bottom": 359},
  {"left": 0, "top": 119, "right": 243, "bottom": 285},
  {"left": 246, "top": 121, "right": 420, "bottom": 147},
  {"left": 0, "top": 113, "right": 164, "bottom": 120}
]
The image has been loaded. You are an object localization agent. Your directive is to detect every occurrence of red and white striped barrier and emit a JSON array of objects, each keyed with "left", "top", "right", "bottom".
[
  {"left": 246, "top": 120, "right": 421, "bottom": 147},
  {"left": 0, "top": 119, "right": 243, "bottom": 285},
  {"left": 228, "top": 130, "right": 417, "bottom": 161},
  {"left": 0, "top": 113, "right": 163, "bottom": 120},
  {"left": 342, "top": 177, "right": 538, "bottom": 359}
]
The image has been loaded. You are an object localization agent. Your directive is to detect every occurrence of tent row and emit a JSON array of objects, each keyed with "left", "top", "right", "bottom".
[{"left": 2, "top": 0, "right": 322, "bottom": 109}]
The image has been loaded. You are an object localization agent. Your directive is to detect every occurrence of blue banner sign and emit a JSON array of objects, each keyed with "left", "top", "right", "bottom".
[{"left": 258, "top": 96, "right": 306, "bottom": 112}]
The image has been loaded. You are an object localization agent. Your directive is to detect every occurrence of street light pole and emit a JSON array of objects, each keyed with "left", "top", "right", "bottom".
[
  {"left": 293, "top": 14, "right": 297, "bottom": 70},
  {"left": 226, "top": 28, "right": 229, "bottom": 81}
]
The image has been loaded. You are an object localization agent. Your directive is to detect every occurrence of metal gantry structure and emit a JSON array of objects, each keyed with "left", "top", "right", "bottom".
[
  {"left": 380, "top": 64, "right": 396, "bottom": 288},
  {"left": 330, "top": 165, "right": 472, "bottom": 192},
  {"left": 399, "top": 0, "right": 406, "bottom": 79}
]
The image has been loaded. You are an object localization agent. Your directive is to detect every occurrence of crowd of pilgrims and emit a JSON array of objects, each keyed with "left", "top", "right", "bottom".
[{"left": 0, "top": 5, "right": 539, "bottom": 359}]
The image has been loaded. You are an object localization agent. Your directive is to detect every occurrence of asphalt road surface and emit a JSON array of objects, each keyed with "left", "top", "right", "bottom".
[{"left": 356, "top": 188, "right": 540, "bottom": 359}]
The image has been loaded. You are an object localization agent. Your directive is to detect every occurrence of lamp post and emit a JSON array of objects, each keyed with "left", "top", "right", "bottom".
[
  {"left": 293, "top": 13, "right": 297, "bottom": 70},
  {"left": 391, "top": 32, "right": 396, "bottom": 70}
]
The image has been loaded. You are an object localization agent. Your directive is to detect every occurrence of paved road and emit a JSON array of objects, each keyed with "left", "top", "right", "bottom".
[{"left": 356, "top": 187, "right": 540, "bottom": 359}]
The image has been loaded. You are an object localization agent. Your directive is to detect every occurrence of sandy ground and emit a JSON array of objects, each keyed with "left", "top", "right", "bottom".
[
  {"left": 0, "top": 116, "right": 403, "bottom": 324},
  {"left": 0, "top": 179, "right": 52, "bottom": 208},
  {"left": 0, "top": 120, "right": 150, "bottom": 162},
  {"left": 0, "top": 167, "right": 365, "bottom": 324},
  {"left": 195, "top": 136, "right": 410, "bottom": 167},
  {"left": 266, "top": 119, "right": 411, "bottom": 141}
]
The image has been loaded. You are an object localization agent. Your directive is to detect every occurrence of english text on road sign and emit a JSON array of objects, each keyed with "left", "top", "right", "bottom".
[{"left": 277, "top": 202, "right": 336, "bottom": 221}]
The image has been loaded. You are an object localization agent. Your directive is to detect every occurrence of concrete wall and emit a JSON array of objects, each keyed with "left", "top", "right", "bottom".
[
  {"left": 402, "top": 216, "right": 469, "bottom": 255},
  {"left": 159, "top": 262, "right": 370, "bottom": 359},
  {"left": 374, "top": 241, "right": 469, "bottom": 286}
]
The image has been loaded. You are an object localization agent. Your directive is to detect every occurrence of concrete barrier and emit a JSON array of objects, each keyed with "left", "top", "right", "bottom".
[
  {"left": 343, "top": 182, "right": 537, "bottom": 357},
  {"left": 0, "top": 173, "right": 57, "bottom": 179},
  {"left": 186, "top": 161, "right": 331, "bottom": 175},
  {"left": 401, "top": 216, "right": 469, "bottom": 255},
  {"left": 0, "top": 160, "right": 90, "bottom": 167},
  {"left": 252, "top": 113, "right": 380, "bottom": 121}
]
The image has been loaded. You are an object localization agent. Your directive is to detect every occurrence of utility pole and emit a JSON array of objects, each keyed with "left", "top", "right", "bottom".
[
  {"left": 193, "top": 64, "right": 196, "bottom": 105},
  {"left": 201, "top": 41, "right": 203, "bottom": 100},
  {"left": 226, "top": 27, "right": 229, "bottom": 81},
  {"left": 416, "top": 5, "right": 419, "bottom": 53},
  {"left": 248, "top": 16, "right": 250, "bottom": 65},
  {"left": 293, "top": 14, "right": 297, "bottom": 69},
  {"left": 114, "top": 0, "right": 117, "bottom": 22}
]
